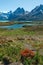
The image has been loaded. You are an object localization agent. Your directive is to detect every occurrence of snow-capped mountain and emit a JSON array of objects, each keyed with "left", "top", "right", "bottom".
[
  {"left": 0, "top": 12, "right": 8, "bottom": 20},
  {"left": 28, "top": 4, "right": 43, "bottom": 21},
  {"left": 0, "top": 5, "right": 43, "bottom": 21}
]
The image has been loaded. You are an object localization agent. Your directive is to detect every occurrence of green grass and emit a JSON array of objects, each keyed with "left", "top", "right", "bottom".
[
  {"left": 0, "top": 27, "right": 43, "bottom": 64},
  {"left": 0, "top": 28, "right": 36, "bottom": 37},
  {"left": 0, "top": 41, "right": 24, "bottom": 62}
]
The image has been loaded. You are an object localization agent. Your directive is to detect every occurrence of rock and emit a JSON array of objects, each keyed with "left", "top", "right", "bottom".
[{"left": 10, "top": 62, "right": 23, "bottom": 65}]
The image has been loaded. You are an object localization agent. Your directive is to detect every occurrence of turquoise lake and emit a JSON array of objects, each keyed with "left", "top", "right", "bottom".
[{"left": 0, "top": 21, "right": 43, "bottom": 29}]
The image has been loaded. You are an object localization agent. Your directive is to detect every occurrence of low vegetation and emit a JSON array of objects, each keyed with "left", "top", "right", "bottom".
[{"left": 0, "top": 26, "right": 43, "bottom": 65}]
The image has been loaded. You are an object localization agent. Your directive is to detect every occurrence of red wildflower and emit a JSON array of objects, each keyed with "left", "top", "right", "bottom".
[
  {"left": 21, "top": 49, "right": 29, "bottom": 57},
  {"left": 20, "top": 49, "right": 35, "bottom": 57}
]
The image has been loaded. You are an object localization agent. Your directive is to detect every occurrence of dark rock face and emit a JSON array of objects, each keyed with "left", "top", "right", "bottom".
[
  {"left": 14, "top": 7, "right": 25, "bottom": 15},
  {"left": 28, "top": 4, "right": 43, "bottom": 21}
]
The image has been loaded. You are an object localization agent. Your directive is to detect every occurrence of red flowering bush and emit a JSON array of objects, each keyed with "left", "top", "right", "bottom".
[
  {"left": 20, "top": 49, "right": 35, "bottom": 58},
  {"left": 20, "top": 49, "right": 35, "bottom": 65}
]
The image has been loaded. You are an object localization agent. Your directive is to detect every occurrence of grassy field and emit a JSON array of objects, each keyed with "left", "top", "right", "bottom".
[{"left": 0, "top": 26, "right": 43, "bottom": 65}]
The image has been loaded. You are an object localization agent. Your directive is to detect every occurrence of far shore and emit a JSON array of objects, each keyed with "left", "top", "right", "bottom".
[
  {"left": 0, "top": 21, "right": 32, "bottom": 26},
  {"left": 0, "top": 21, "right": 43, "bottom": 26}
]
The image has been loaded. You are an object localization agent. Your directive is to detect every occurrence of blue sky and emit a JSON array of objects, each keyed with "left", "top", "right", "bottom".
[{"left": 0, "top": 0, "right": 43, "bottom": 12}]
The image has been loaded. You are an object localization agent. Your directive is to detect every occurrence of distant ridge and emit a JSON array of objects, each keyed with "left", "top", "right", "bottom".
[{"left": 0, "top": 4, "right": 43, "bottom": 21}]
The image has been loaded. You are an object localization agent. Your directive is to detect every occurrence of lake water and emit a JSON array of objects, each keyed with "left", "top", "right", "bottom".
[
  {"left": 0, "top": 21, "right": 32, "bottom": 29},
  {"left": 0, "top": 21, "right": 43, "bottom": 29},
  {"left": 0, "top": 24, "right": 25, "bottom": 29},
  {"left": 0, "top": 24, "right": 41, "bottom": 29},
  {"left": 0, "top": 20, "right": 9, "bottom": 22}
]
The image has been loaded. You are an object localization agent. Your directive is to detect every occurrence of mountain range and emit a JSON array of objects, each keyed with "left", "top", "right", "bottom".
[{"left": 0, "top": 4, "right": 43, "bottom": 21}]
